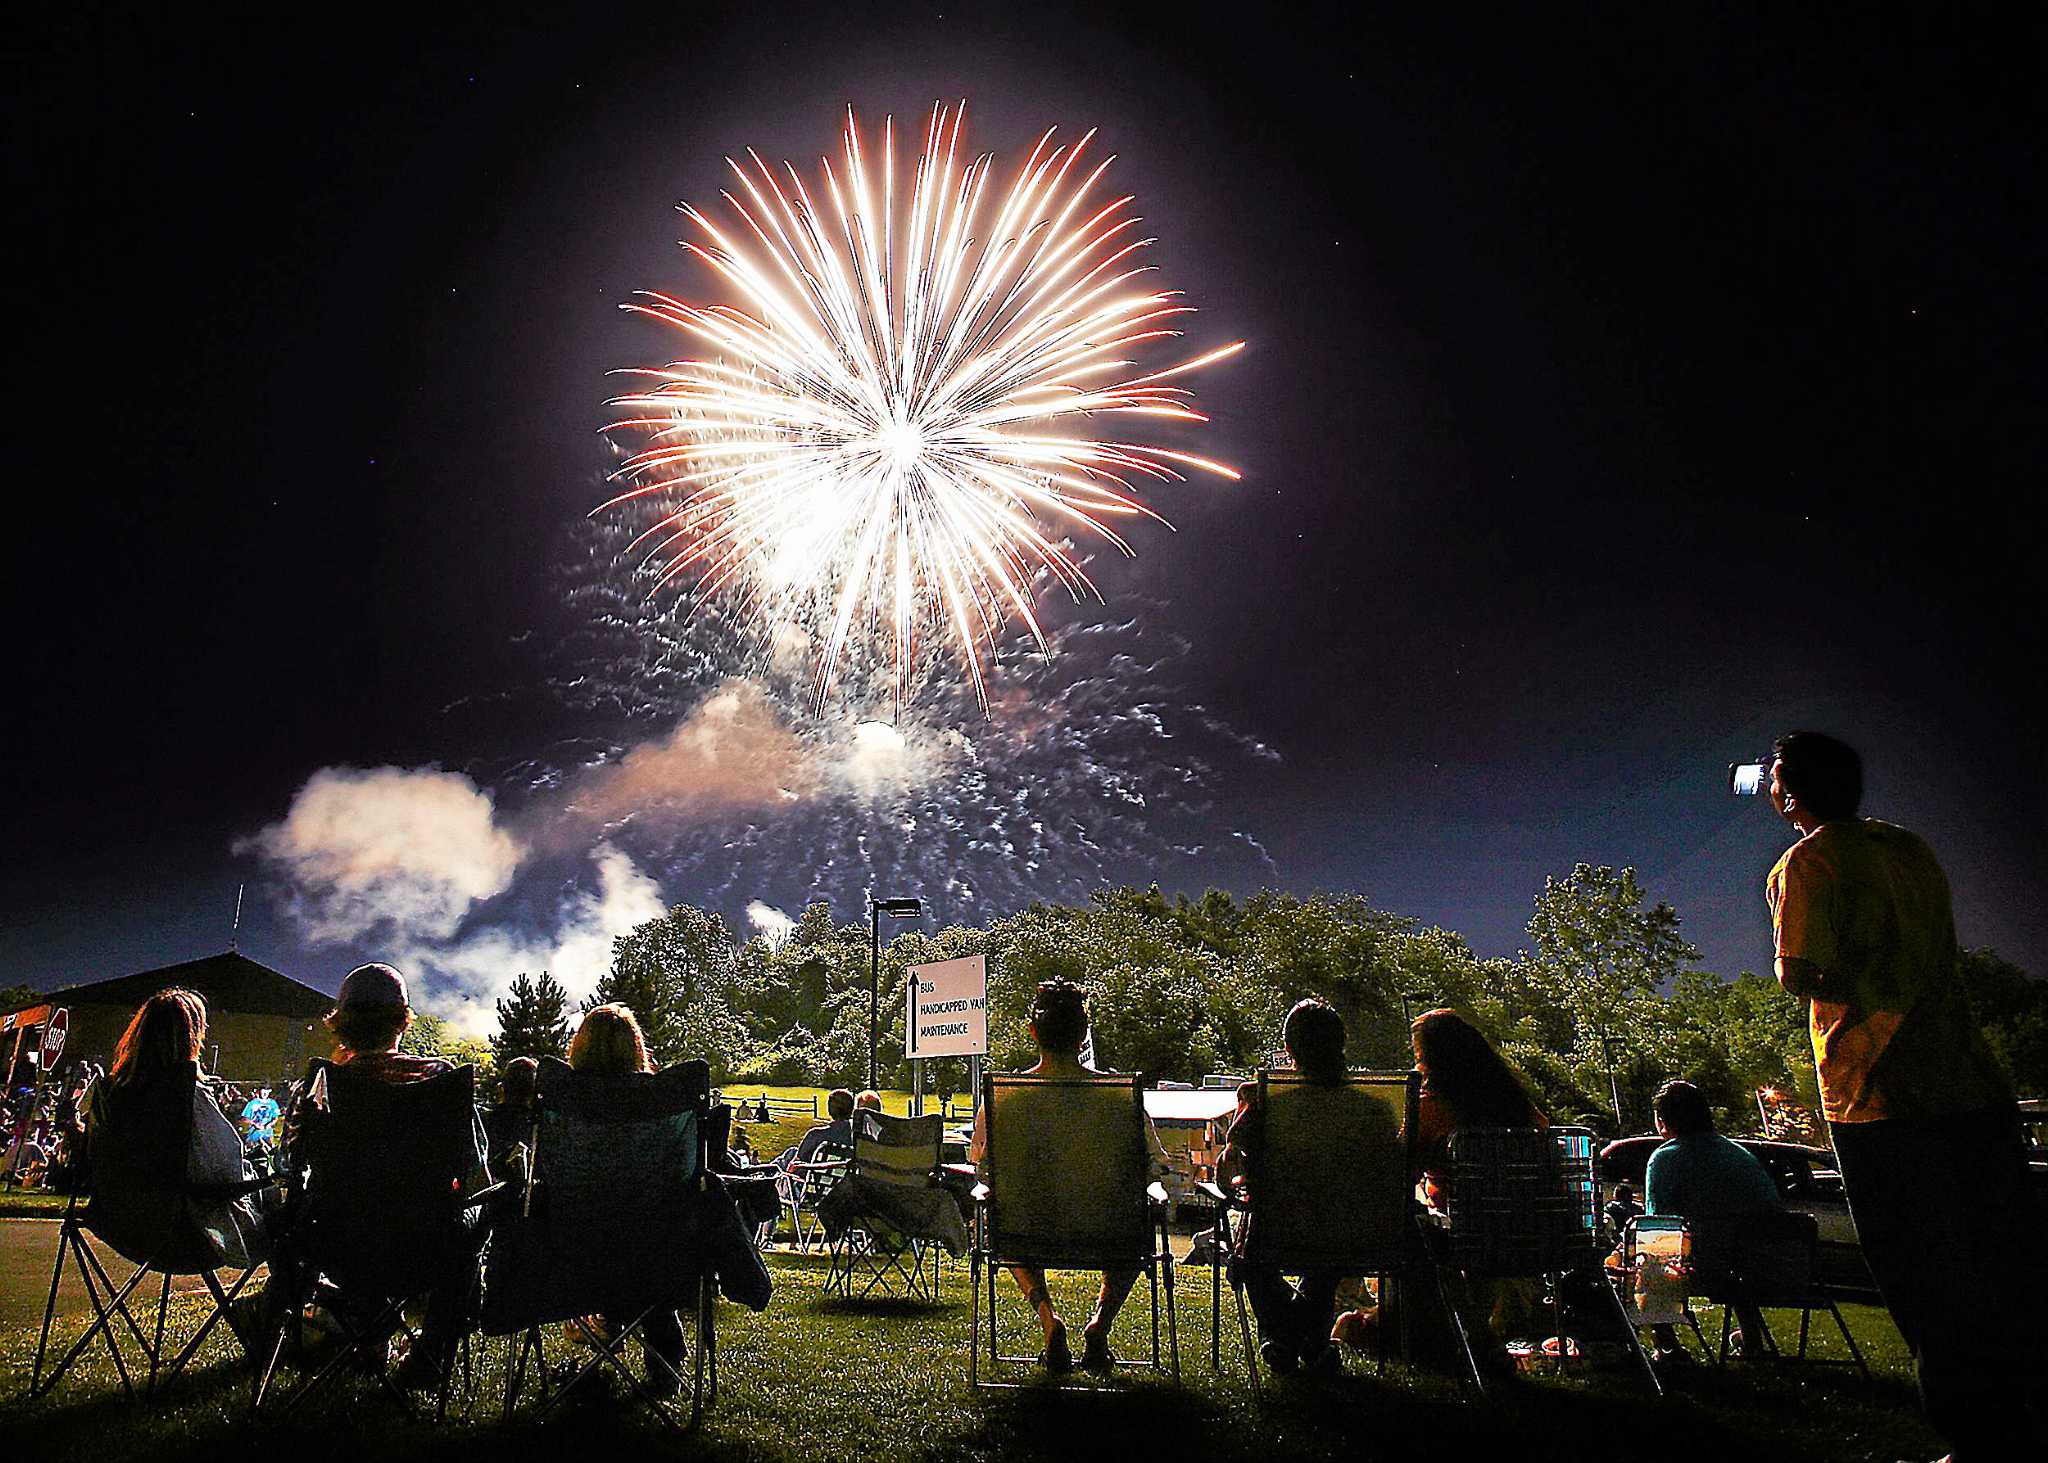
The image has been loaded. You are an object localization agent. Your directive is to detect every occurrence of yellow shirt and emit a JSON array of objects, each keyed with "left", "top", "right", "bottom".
[{"left": 1767, "top": 819, "right": 2008, "bottom": 1124}]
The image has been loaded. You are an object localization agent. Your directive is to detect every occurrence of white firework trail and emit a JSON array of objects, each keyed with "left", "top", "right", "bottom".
[{"left": 602, "top": 102, "right": 1243, "bottom": 710}]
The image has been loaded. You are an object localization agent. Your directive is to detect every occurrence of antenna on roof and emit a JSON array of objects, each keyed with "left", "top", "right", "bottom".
[{"left": 230, "top": 883, "right": 245, "bottom": 952}]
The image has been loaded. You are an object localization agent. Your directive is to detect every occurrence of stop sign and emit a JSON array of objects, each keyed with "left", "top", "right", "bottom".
[{"left": 40, "top": 1008, "right": 68, "bottom": 1065}]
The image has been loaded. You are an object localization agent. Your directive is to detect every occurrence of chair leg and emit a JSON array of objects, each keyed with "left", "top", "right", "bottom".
[
  {"left": 1602, "top": 1268, "right": 1662, "bottom": 1398},
  {"left": 1797, "top": 1304, "right": 1812, "bottom": 1361},
  {"left": 691, "top": 1276, "right": 712, "bottom": 1430},
  {"left": 251, "top": 1297, "right": 298, "bottom": 1415},
  {"left": 171, "top": 1265, "right": 254, "bottom": 1381},
  {"left": 1149, "top": 1257, "right": 1162, "bottom": 1368},
  {"left": 1825, "top": 1299, "right": 1870, "bottom": 1380},
  {"left": 1163, "top": 1252, "right": 1179, "bottom": 1381},
  {"left": 1683, "top": 1303, "right": 1719, "bottom": 1366},
  {"left": 43, "top": 1236, "right": 150, "bottom": 1400},
  {"left": 31, "top": 1216, "right": 75, "bottom": 1396},
  {"left": 1436, "top": 1267, "right": 1486, "bottom": 1399},
  {"left": 967, "top": 1250, "right": 981, "bottom": 1386},
  {"left": 146, "top": 1270, "right": 172, "bottom": 1397},
  {"left": 1233, "top": 1273, "right": 1259, "bottom": 1394},
  {"left": 1209, "top": 1227, "right": 1223, "bottom": 1370}
]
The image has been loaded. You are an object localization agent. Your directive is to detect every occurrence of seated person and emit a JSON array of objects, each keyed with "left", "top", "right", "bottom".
[
  {"left": 1215, "top": 997, "right": 1351, "bottom": 1376},
  {"left": 729, "top": 1128, "right": 755, "bottom": 1166},
  {"left": 484, "top": 1056, "right": 539, "bottom": 1178},
  {"left": 1604, "top": 1182, "right": 1644, "bottom": 1249},
  {"left": 791, "top": 1088, "right": 857, "bottom": 1166},
  {"left": 1341, "top": 1007, "right": 1548, "bottom": 1366},
  {"left": 854, "top": 1089, "right": 883, "bottom": 1112},
  {"left": 1643, "top": 1079, "right": 1781, "bottom": 1356},
  {"left": 90, "top": 988, "right": 272, "bottom": 1252},
  {"left": 970, "top": 979, "right": 1170, "bottom": 1373},
  {"left": 566, "top": 1003, "right": 688, "bottom": 1394},
  {"left": 270, "top": 963, "right": 490, "bottom": 1389}
]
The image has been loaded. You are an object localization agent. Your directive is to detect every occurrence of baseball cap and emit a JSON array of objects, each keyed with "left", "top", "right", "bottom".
[{"left": 335, "top": 962, "right": 410, "bottom": 1010}]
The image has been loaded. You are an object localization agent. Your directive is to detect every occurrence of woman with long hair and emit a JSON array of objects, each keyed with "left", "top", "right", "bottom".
[
  {"left": 564, "top": 1002, "right": 680, "bottom": 1389},
  {"left": 1409, "top": 1007, "right": 1546, "bottom": 1181},
  {"left": 107, "top": 988, "right": 209, "bottom": 1088},
  {"left": 567, "top": 1003, "right": 652, "bottom": 1075}
]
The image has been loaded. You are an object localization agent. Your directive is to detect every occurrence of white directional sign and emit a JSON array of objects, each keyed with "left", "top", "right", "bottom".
[{"left": 905, "top": 955, "right": 988, "bottom": 1059}]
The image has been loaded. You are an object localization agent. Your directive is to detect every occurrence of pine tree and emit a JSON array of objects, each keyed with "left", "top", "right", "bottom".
[
  {"left": 589, "top": 904, "right": 754, "bottom": 1075},
  {"left": 492, "top": 971, "right": 571, "bottom": 1065}
]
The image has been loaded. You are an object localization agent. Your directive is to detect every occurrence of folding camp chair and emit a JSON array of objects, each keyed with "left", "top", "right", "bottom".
[
  {"left": 1692, "top": 1208, "right": 1869, "bottom": 1377},
  {"left": 1437, "top": 1125, "right": 1661, "bottom": 1398},
  {"left": 782, "top": 1139, "right": 852, "bottom": 1252},
  {"left": 823, "top": 1110, "right": 958, "bottom": 1302},
  {"left": 1201, "top": 1070, "right": 1420, "bottom": 1391},
  {"left": 251, "top": 1061, "right": 498, "bottom": 1421},
  {"left": 32, "top": 1064, "right": 275, "bottom": 1400},
  {"left": 485, "top": 1058, "right": 721, "bottom": 1431},
  {"left": 1615, "top": 1215, "right": 1719, "bottom": 1364},
  {"left": 968, "top": 1072, "right": 1179, "bottom": 1388}
]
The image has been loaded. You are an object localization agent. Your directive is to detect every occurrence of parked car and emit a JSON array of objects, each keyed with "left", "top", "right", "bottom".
[{"left": 1598, "top": 1134, "right": 1876, "bottom": 1296}]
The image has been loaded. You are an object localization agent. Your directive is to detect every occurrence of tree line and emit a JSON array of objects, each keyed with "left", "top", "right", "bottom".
[{"left": 480, "top": 865, "right": 2048, "bottom": 1137}]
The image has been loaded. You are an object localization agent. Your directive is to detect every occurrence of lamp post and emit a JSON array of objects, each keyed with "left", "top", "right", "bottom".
[
  {"left": 868, "top": 895, "right": 924, "bottom": 1091},
  {"left": 1597, "top": 1030, "right": 1626, "bottom": 1130}
]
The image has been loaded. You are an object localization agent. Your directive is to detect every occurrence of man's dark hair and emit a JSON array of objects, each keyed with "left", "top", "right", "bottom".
[
  {"left": 1614, "top": 1182, "right": 1636, "bottom": 1202},
  {"left": 1282, "top": 998, "right": 1347, "bottom": 1082},
  {"left": 324, "top": 1003, "right": 408, "bottom": 1055},
  {"left": 1028, "top": 979, "right": 1090, "bottom": 1055},
  {"left": 826, "top": 1087, "right": 856, "bottom": 1121},
  {"left": 1773, "top": 730, "right": 1863, "bottom": 821},
  {"left": 1653, "top": 1079, "right": 1714, "bottom": 1137}
]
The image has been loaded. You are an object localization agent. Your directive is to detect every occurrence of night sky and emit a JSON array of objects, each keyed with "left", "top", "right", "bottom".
[{"left": 7, "top": 3, "right": 2043, "bottom": 1013}]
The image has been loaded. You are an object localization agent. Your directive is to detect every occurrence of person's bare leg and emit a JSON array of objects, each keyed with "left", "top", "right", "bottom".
[
  {"left": 1085, "top": 1267, "right": 1143, "bottom": 1346},
  {"left": 1007, "top": 1264, "right": 1066, "bottom": 1348}
]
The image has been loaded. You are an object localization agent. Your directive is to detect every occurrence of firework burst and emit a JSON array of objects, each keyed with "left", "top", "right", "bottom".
[{"left": 603, "top": 102, "right": 1242, "bottom": 710}]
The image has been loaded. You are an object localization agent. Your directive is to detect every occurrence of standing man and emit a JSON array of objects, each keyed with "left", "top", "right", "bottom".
[{"left": 1764, "top": 731, "right": 2043, "bottom": 1460}]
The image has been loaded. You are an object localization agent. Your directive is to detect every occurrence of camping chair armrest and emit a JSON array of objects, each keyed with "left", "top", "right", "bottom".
[
  {"left": 463, "top": 1180, "right": 512, "bottom": 1206},
  {"left": 1194, "top": 1180, "right": 1244, "bottom": 1208},
  {"left": 970, "top": 1182, "right": 991, "bottom": 1203},
  {"left": 1146, "top": 1181, "right": 1170, "bottom": 1207},
  {"left": 189, "top": 1173, "right": 284, "bottom": 1202},
  {"left": 788, "top": 1157, "right": 850, "bottom": 1177},
  {"left": 941, "top": 1162, "right": 977, "bottom": 1181}
]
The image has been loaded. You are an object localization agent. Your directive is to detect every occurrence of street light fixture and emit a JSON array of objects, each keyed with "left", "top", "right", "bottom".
[{"left": 869, "top": 895, "right": 924, "bottom": 1090}]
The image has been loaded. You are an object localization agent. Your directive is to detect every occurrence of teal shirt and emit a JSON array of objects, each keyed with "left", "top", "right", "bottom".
[{"left": 1644, "top": 1134, "right": 1782, "bottom": 1221}]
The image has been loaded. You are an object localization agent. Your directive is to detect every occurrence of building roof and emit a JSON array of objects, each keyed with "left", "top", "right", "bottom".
[{"left": 9, "top": 952, "right": 334, "bottom": 1020}]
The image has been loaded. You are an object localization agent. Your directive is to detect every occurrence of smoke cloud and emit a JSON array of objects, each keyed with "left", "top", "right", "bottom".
[
  {"left": 745, "top": 899, "right": 795, "bottom": 946},
  {"left": 235, "top": 766, "right": 525, "bottom": 945}
]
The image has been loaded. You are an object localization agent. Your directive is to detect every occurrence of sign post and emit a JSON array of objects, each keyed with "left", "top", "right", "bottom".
[{"left": 905, "top": 955, "right": 988, "bottom": 1119}]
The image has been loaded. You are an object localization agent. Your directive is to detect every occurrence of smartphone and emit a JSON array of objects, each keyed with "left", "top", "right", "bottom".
[{"left": 1729, "top": 762, "right": 1769, "bottom": 796}]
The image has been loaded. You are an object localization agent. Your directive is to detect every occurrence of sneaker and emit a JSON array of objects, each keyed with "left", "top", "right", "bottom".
[
  {"left": 1081, "top": 1327, "right": 1116, "bottom": 1373},
  {"left": 1259, "top": 1339, "right": 1299, "bottom": 1375}
]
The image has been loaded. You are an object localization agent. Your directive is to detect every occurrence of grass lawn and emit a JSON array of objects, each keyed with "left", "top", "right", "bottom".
[
  {"left": 0, "top": 1191, "right": 69, "bottom": 1219},
  {"left": 0, "top": 1252, "right": 1940, "bottom": 1463},
  {"left": 720, "top": 1085, "right": 968, "bottom": 1164}
]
